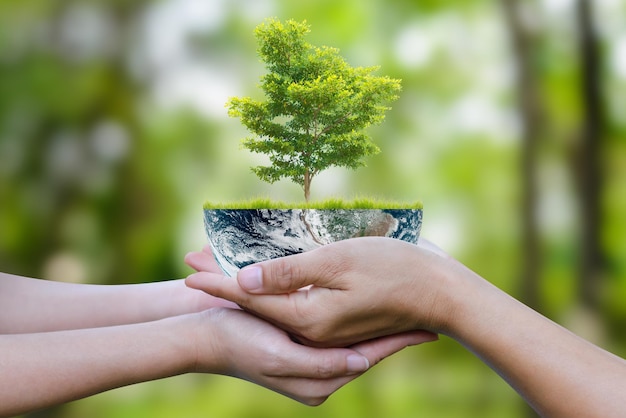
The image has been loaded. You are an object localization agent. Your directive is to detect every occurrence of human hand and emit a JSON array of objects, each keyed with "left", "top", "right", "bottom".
[
  {"left": 192, "top": 307, "right": 437, "bottom": 405},
  {"left": 183, "top": 245, "right": 239, "bottom": 311},
  {"left": 185, "top": 237, "right": 450, "bottom": 347}
]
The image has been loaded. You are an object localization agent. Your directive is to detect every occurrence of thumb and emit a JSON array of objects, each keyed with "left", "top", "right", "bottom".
[{"left": 237, "top": 253, "right": 319, "bottom": 294}]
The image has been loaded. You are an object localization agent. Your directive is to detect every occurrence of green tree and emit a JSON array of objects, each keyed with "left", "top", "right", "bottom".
[{"left": 227, "top": 18, "right": 401, "bottom": 202}]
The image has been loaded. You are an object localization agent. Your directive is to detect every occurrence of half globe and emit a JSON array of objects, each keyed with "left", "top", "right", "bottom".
[{"left": 203, "top": 207, "right": 423, "bottom": 277}]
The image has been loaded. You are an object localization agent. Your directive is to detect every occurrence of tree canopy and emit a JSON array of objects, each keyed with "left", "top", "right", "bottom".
[{"left": 227, "top": 18, "right": 401, "bottom": 202}]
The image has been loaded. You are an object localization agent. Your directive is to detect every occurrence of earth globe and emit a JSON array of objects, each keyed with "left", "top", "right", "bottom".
[{"left": 203, "top": 208, "right": 423, "bottom": 277}]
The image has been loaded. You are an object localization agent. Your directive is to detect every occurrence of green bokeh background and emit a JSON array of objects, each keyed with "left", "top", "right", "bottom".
[{"left": 1, "top": 0, "right": 625, "bottom": 417}]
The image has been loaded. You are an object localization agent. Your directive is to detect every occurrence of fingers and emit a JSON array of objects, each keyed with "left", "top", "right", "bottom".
[
  {"left": 185, "top": 272, "right": 307, "bottom": 334},
  {"left": 275, "top": 347, "right": 370, "bottom": 379},
  {"left": 186, "top": 243, "right": 334, "bottom": 296},
  {"left": 185, "top": 271, "right": 304, "bottom": 325},
  {"left": 270, "top": 331, "right": 438, "bottom": 405},
  {"left": 262, "top": 344, "right": 369, "bottom": 405},
  {"left": 185, "top": 271, "right": 246, "bottom": 301},
  {"left": 273, "top": 331, "right": 438, "bottom": 380},
  {"left": 272, "top": 373, "right": 355, "bottom": 406},
  {"left": 237, "top": 248, "right": 338, "bottom": 294},
  {"left": 184, "top": 245, "right": 222, "bottom": 273}
]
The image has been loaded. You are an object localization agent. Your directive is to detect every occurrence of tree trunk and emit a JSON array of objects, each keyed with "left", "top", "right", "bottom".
[
  {"left": 304, "top": 169, "right": 311, "bottom": 203},
  {"left": 575, "top": 0, "right": 605, "bottom": 311},
  {"left": 501, "top": 0, "right": 543, "bottom": 313},
  {"left": 502, "top": 6, "right": 545, "bottom": 415}
]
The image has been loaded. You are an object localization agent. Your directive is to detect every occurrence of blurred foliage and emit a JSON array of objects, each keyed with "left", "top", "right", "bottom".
[{"left": 1, "top": 0, "right": 625, "bottom": 417}]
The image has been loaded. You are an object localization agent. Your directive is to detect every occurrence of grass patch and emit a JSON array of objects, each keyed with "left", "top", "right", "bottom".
[{"left": 203, "top": 197, "right": 423, "bottom": 210}]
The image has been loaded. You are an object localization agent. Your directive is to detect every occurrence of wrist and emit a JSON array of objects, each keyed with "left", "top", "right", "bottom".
[
  {"left": 182, "top": 309, "right": 224, "bottom": 374},
  {"left": 433, "top": 259, "right": 504, "bottom": 340},
  {"left": 164, "top": 279, "right": 203, "bottom": 316},
  {"left": 169, "top": 280, "right": 240, "bottom": 315},
  {"left": 157, "top": 279, "right": 219, "bottom": 317},
  {"left": 410, "top": 254, "right": 485, "bottom": 336}
]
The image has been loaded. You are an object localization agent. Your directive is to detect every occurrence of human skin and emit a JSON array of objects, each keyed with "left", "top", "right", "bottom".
[
  {"left": 186, "top": 237, "right": 626, "bottom": 418},
  {"left": 0, "top": 252, "right": 436, "bottom": 417}
]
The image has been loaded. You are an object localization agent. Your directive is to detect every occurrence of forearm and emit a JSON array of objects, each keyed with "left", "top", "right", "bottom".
[
  {"left": 441, "top": 265, "right": 626, "bottom": 417},
  {"left": 0, "top": 313, "right": 201, "bottom": 417},
  {"left": 0, "top": 273, "right": 226, "bottom": 333}
]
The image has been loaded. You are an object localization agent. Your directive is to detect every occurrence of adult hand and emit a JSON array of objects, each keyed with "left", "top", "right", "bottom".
[
  {"left": 185, "top": 238, "right": 448, "bottom": 347},
  {"left": 193, "top": 307, "right": 436, "bottom": 405},
  {"left": 186, "top": 239, "right": 626, "bottom": 418}
]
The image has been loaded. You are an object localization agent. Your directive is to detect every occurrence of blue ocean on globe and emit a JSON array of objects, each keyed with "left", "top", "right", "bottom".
[{"left": 204, "top": 209, "right": 423, "bottom": 277}]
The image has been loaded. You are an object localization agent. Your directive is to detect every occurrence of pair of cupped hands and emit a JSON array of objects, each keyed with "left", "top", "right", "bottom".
[{"left": 184, "top": 237, "right": 453, "bottom": 405}]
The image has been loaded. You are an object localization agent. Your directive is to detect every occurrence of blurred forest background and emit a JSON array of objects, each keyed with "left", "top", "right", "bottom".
[{"left": 1, "top": 0, "right": 625, "bottom": 417}]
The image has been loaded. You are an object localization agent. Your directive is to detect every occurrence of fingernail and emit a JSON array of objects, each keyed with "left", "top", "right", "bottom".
[
  {"left": 346, "top": 354, "right": 369, "bottom": 374},
  {"left": 238, "top": 266, "right": 262, "bottom": 291}
]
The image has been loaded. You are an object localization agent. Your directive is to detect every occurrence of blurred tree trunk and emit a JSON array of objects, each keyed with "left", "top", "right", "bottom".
[
  {"left": 574, "top": 0, "right": 605, "bottom": 312},
  {"left": 501, "top": 2, "right": 543, "bottom": 415},
  {"left": 501, "top": 0, "right": 543, "bottom": 313}
]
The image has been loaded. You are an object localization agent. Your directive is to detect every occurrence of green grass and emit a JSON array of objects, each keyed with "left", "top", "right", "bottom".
[{"left": 203, "top": 197, "right": 423, "bottom": 210}]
